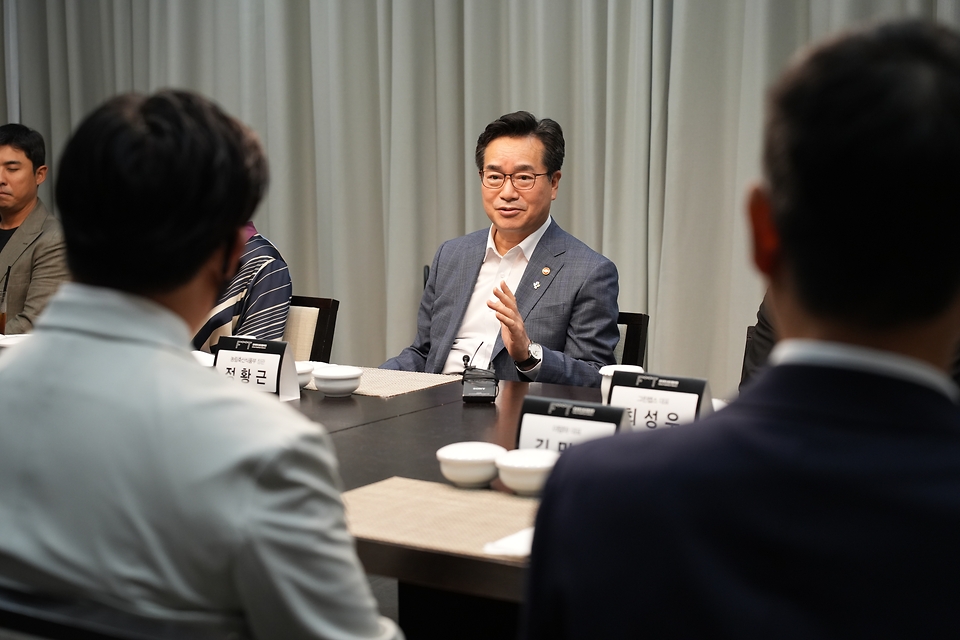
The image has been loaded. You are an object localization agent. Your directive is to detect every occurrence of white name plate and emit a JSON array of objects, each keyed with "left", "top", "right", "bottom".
[
  {"left": 608, "top": 371, "right": 712, "bottom": 432},
  {"left": 517, "top": 396, "right": 629, "bottom": 453},
  {"left": 214, "top": 337, "right": 299, "bottom": 401}
]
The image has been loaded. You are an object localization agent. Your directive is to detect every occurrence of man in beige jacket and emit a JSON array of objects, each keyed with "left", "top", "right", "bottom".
[{"left": 0, "top": 123, "right": 69, "bottom": 334}]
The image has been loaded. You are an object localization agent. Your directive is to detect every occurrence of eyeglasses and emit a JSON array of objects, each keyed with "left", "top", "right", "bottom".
[{"left": 479, "top": 170, "right": 549, "bottom": 191}]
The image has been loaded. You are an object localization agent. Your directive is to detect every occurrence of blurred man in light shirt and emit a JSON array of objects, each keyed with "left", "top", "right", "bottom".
[{"left": 0, "top": 90, "right": 401, "bottom": 640}]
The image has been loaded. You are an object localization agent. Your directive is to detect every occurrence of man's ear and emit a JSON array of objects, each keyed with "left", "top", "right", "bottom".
[
  {"left": 748, "top": 183, "right": 781, "bottom": 277},
  {"left": 549, "top": 170, "right": 561, "bottom": 200},
  {"left": 34, "top": 165, "right": 47, "bottom": 186}
]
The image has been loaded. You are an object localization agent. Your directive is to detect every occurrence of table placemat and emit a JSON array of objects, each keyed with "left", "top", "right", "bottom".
[
  {"left": 302, "top": 366, "right": 454, "bottom": 397},
  {"left": 352, "top": 367, "right": 458, "bottom": 398},
  {"left": 343, "top": 476, "right": 538, "bottom": 560}
]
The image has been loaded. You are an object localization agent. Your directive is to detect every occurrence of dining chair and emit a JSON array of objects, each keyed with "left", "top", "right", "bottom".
[
  {"left": 0, "top": 585, "right": 249, "bottom": 640},
  {"left": 281, "top": 296, "right": 340, "bottom": 362},
  {"left": 740, "top": 324, "right": 757, "bottom": 386},
  {"left": 615, "top": 312, "right": 650, "bottom": 368}
]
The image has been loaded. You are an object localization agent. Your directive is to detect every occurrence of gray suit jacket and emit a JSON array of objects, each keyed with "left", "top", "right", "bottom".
[
  {"left": 382, "top": 221, "right": 619, "bottom": 387},
  {"left": 0, "top": 199, "right": 69, "bottom": 334}
]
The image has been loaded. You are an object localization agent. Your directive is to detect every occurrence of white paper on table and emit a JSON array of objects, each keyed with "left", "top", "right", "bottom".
[{"left": 483, "top": 526, "right": 535, "bottom": 558}]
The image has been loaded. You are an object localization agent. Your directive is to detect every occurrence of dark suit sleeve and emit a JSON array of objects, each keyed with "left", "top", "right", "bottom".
[
  {"left": 739, "top": 294, "right": 777, "bottom": 389},
  {"left": 380, "top": 246, "right": 441, "bottom": 372},
  {"left": 534, "top": 258, "right": 619, "bottom": 387},
  {"left": 522, "top": 455, "right": 570, "bottom": 640}
]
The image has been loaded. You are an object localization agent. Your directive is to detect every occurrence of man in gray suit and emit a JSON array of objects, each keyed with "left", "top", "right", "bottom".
[
  {"left": 382, "top": 111, "right": 619, "bottom": 387},
  {"left": 0, "top": 124, "right": 69, "bottom": 334}
]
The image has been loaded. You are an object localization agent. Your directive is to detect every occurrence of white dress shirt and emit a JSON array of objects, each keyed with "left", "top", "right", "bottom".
[
  {"left": 0, "top": 283, "right": 401, "bottom": 640},
  {"left": 770, "top": 338, "right": 959, "bottom": 402},
  {"left": 443, "top": 216, "right": 553, "bottom": 375}
]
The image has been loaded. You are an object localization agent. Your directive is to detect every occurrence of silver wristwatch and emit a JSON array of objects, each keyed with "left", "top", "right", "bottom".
[{"left": 516, "top": 342, "right": 542, "bottom": 371}]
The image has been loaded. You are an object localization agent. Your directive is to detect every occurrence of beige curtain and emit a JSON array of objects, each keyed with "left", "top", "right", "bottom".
[{"left": 4, "top": 0, "right": 960, "bottom": 396}]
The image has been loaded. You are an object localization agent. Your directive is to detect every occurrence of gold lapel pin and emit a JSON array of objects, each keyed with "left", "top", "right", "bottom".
[{"left": 542, "top": 266, "right": 551, "bottom": 276}]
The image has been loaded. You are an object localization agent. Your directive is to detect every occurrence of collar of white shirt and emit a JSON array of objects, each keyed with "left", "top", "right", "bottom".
[
  {"left": 38, "top": 282, "right": 193, "bottom": 351},
  {"left": 769, "top": 338, "right": 959, "bottom": 403},
  {"left": 484, "top": 215, "right": 553, "bottom": 261}
]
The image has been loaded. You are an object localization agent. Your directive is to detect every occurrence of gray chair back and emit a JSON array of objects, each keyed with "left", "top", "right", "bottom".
[{"left": 282, "top": 296, "right": 339, "bottom": 362}]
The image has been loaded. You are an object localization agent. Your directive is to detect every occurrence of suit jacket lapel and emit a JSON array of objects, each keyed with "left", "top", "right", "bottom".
[
  {"left": 515, "top": 221, "right": 566, "bottom": 318},
  {"left": 0, "top": 200, "right": 49, "bottom": 278},
  {"left": 492, "top": 221, "right": 567, "bottom": 358}
]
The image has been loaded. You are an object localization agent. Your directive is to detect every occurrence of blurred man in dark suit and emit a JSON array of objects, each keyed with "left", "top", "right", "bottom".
[{"left": 525, "top": 20, "right": 960, "bottom": 639}]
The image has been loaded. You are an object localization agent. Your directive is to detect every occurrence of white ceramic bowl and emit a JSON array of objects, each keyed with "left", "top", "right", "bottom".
[
  {"left": 295, "top": 361, "right": 315, "bottom": 387},
  {"left": 436, "top": 441, "right": 507, "bottom": 488},
  {"left": 599, "top": 364, "right": 645, "bottom": 404},
  {"left": 312, "top": 364, "right": 363, "bottom": 397},
  {"left": 495, "top": 449, "right": 560, "bottom": 496}
]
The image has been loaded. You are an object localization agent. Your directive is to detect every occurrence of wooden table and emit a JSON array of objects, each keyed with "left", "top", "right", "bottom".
[
  {"left": 296, "top": 379, "right": 600, "bottom": 639},
  {"left": 294, "top": 377, "right": 463, "bottom": 434},
  {"left": 297, "top": 379, "right": 599, "bottom": 487}
]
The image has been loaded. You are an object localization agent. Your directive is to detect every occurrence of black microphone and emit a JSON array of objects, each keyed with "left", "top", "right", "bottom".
[
  {"left": 469, "top": 342, "right": 483, "bottom": 368},
  {"left": 462, "top": 341, "right": 498, "bottom": 402}
]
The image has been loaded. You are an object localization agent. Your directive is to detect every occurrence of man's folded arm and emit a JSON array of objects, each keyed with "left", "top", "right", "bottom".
[{"left": 235, "top": 428, "right": 403, "bottom": 640}]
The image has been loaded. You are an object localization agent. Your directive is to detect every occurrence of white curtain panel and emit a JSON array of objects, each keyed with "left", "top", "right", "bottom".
[{"left": 5, "top": 0, "right": 960, "bottom": 396}]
